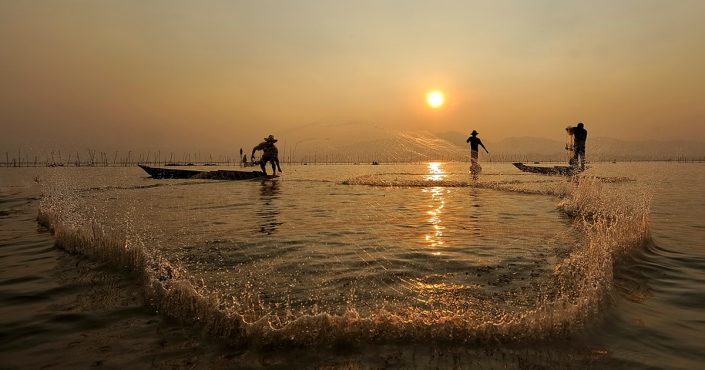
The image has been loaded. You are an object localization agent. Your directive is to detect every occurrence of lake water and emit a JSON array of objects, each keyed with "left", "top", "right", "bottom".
[{"left": 1, "top": 162, "right": 703, "bottom": 368}]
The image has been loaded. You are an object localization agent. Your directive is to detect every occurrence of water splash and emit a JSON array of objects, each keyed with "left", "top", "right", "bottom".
[
  {"left": 36, "top": 172, "right": 651, "bottom": 346},
  {"left": 341, "top": 174, "right": 469, "bottom": 188}
]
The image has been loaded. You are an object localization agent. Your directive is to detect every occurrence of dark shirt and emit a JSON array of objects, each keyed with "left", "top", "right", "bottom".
[
  {"left": 252, "top": 141, "right": 278, "bottom": 158},
  {"left": 573, "top": 127, "right": 587, "bottom": 146},
  {"left": 467, "top": 136, "right": 484, "bottom": 152}
]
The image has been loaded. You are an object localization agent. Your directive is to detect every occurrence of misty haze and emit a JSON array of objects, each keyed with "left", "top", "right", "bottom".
[{"left": 1, "top": 1, "right": 704, "bottom": 369}]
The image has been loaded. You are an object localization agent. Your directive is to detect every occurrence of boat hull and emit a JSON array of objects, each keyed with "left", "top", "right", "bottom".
[
  {"left": 138, "top": 165, "right": 266, "bottom": 180},
  {"left": 512, "top": 162, "right": 582, "bottom": 176}
]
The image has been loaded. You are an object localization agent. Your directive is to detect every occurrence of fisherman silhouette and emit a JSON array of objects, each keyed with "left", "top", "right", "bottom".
[
  {"left": 570, "top": 123, "right": 587, "bottom": 171},
  {"left": 466, "top": 130, "right": 489, "bottom": 180},
  {"left": 251, "top": 135, "right": 283, "bottom": 176}
]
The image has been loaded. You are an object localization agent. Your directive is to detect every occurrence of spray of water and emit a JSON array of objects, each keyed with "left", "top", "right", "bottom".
[{"left": 37, "top": 173, "right": 651, "bottom": 346}]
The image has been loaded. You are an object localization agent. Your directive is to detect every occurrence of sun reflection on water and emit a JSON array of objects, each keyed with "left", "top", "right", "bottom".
[
  {"left": 423, "top": 162, "right": 448, "bottom": 255},
  {"left": 424, "top": 161, "right": 446, "bottom": 182}
]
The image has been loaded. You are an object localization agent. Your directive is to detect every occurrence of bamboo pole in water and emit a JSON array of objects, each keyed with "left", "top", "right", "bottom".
[{"left": 87, "top": 148, "right": 95, "bottom": 166}]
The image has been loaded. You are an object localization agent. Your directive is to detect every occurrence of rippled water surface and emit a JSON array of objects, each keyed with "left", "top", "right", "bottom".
[{"left": 1, "top": 162, "right": 704, "bottom": 368}]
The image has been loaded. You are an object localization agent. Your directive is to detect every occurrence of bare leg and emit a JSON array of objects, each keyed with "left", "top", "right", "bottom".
[
  {"left": 270, "top": 160, "right": 276, "bottom": 175},
  {"left": 260, "top": 160, "right": 267, "bottom": 175},
  {"left": 576, "top": 146, "right": 586, "bottom": 171},
  {"left": 470, "top": 152, "right": 481, "bottom": 181},
  {"left": 470, "top": 161, "right": 480, "bottom": 181}
]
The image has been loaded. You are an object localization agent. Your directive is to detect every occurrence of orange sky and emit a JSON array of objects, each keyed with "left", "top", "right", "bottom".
[{"left": 1, "top": 1, "right": 704, "bottom": 154}]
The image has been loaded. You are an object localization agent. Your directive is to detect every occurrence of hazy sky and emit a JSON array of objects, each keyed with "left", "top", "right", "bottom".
[{"left": 1, "top": 0, "right": 704, "bottom": 155}]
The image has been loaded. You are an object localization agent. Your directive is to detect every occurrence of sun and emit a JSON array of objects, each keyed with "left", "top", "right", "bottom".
[{"left": 426, "top": 90, "right": 445, "bottom": 108}]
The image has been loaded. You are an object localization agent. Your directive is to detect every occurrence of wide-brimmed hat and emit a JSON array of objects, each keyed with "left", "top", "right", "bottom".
[
  {"left": 264, "top": 134, "right": 277, "bottom": 143},
  {"left": 471, "top": 130, "right": 479, "bottom": 136}
]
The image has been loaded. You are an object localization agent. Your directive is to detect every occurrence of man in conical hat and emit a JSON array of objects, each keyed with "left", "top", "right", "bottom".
[
  {"left": 251, "top": 134, "right": 283, "bottom": 176},
  {"left": 466, "top": 130, "right": 489, "bottom": 179}
]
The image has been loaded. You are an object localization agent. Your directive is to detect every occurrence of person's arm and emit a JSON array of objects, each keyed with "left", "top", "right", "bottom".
[
  {"left": 466, "top": 137, "right": 471, "bottom": 143},
  {"left": 251, "top": 143, "right": 262, "bottom": 159},
  {"left": 479, "top": 140, "right": 489, "bottom": 154}
]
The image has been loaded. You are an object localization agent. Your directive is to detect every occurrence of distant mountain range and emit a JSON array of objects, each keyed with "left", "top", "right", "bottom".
[
  {"left": 470, "top": 134, "right": 705, "bottom": 162},
  {"left": 280, "top": 124, "right": 705, "bottom": 163},
  {"left": 279, "top": 127, "right": 464, "bottom": 163},
  {"left": 4, "top": 124, "right": 701, "bottom": 166}
]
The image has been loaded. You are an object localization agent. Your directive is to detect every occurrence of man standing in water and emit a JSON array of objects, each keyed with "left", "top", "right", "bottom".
[
  {"left": 251, "top": 135, "right": 283, "bottom": 176},
  {"left": 571, "top": 122, "right": 588, "bottom": 171},
  {"left": 466, "top": 130, "right": 489, "bottom": 178}
]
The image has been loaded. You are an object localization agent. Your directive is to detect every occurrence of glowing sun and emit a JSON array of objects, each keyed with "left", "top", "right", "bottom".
[{"left": 426, "top": 90, "right": 445, "bottom": 108}]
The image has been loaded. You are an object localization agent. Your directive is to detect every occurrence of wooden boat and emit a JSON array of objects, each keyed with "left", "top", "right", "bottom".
[
  {"left": 138, "top": 164, "right": 267, "bottom": 180},
  {"left": 512, "top": 162, "right": 583, "bottom": 176}
]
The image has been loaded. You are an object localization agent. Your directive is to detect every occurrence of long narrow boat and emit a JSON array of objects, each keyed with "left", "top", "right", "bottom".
[
  {"left": 138, "top": 164, "right": 267, "bottom": 180},
  {"left": 512, "top": 162, "right": 583, "bottom": 176}
]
